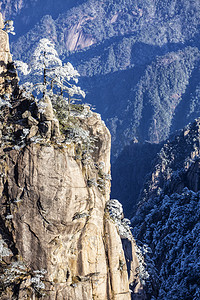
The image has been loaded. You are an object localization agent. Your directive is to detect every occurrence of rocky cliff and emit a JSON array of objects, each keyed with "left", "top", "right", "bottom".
[
  {"left": 0, "top": 14, "right": 144, "bottom": 300},
  {"left": 139, "top": 119, "right": 200, "bottom": 205},
  {"left": 0, "top": 13, "right": 18, "bottom": 96},
  {"left": 1, "top": 2, "right": 200, "bottom": 229}
]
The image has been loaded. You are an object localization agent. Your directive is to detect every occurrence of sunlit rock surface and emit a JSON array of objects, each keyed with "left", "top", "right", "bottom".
[
  {"left": 0, "top": 16, "right": 145, "bottom": 299},
  {"left": 0, "top": 12, "right": 18, "bottom": 96}
]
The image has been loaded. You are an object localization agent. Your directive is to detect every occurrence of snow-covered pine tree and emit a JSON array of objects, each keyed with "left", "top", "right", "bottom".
[
  {"left": 15, "top": 38, "right": 85, "bottom": 107},
  {"left": 3, "top": 19, "right": 15, "bottom": 35}
]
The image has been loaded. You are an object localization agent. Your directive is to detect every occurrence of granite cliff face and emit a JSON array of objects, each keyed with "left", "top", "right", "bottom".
[
  {"left": 0, "top": 13, "right": 18, "bottom": 96},
  {"left": 0, "top": 15, "right": 144, "bottom": 300}
]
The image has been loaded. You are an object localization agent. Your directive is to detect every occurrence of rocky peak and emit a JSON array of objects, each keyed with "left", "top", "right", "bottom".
[
  {"left": 0, "top": 12, "right": 18, "bottom": 96},
  {"left": 0, "top": 92, "right": 145, "bottom": 300},
  {"left": 0, "top": 23, "right": 145, "bottom": 299}
]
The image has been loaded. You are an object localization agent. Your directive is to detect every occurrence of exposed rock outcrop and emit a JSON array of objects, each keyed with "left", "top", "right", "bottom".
[
  {"left": 0, "top": 13, "right": 144, "bottom": 299},
  {"left": 64, "top": 16, "right": 96, "bottom": 52},
  {"left": 0, "top": 12, "right": 18, "bottom": 96},
  {"left": 0, "top": 95, "right": 144, "bottom": 300}
]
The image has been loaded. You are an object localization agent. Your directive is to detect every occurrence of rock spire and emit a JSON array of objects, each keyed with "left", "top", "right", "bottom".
[
  {"left": 0, "top": 12, "right": 17, "bottom": 96},
  {"left": 0, "top": 14, "right": 145, "bottom": 299}
]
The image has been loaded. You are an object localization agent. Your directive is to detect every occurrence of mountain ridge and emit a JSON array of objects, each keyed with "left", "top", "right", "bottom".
[{"left": 131, "top": 118, "right": 200, "bottom": 299}]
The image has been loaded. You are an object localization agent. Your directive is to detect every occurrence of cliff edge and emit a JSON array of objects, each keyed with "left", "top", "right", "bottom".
[{"left": 0, "top": 13, "right": 144, "bottom": 300}]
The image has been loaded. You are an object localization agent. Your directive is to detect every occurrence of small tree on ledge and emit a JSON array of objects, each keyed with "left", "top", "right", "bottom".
[{"left": 15, "top": 38, "right": 85, "bottom": 114}]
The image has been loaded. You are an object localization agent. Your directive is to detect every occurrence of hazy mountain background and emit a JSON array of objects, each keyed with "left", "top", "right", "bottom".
[{"left": 1, "top": 0, "right": 200, "bottom": 216}]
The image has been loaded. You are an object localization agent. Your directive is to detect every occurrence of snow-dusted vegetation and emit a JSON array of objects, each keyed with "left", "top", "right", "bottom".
[
  {"left": 132, "top": 188, "right": 200, "bottom": 299},
  {"left": 15, "top": 38, "right": 85, "bottom": 103},
  {"left": 107, "top": 199, "right": 133, "bottom": 240}
]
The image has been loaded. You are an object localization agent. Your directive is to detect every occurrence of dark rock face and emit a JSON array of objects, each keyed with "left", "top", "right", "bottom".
[
  {"left": 131, "top": 118, "right": 200, "bottom": 299},
  {"left": 111, "top": 142, "right": 161, "bottom": 218},
  {"left": 139, "top": 119, "right": 200, "bottom": 204}
]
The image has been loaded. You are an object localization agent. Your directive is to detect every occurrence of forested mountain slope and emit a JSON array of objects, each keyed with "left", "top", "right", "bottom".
[{"left": 131, "top": 118, "right": 200, "bottom": 299}]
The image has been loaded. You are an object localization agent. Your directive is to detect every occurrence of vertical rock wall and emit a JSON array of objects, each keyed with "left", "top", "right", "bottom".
[
  {"left": 0, "top": 12, "right": 144, "bottom": 299},
  {"left": 0, "top": 12, "right": 17, "bottom": 96},
  {"left": 0, "top": 108, "right": 144, "bottom": 299}
]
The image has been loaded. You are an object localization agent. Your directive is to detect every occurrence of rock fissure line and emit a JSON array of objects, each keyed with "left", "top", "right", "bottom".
[{"left": 24, "top": 222, "right": 40, "bottom": 242}]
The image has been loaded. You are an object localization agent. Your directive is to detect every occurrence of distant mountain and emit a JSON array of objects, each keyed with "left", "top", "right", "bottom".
[
  {"left": 1, "top": 0, "right": 86, "bottom": 37},
  {"left": 131, "top": 118, "right": 200, "bottom": 299},
  {"left": 3, "top": 0, "right": 199, "bottom": 161}
]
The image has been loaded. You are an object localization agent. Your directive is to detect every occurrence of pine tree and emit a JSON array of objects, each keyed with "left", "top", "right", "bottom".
[{"left": 15, "top": 38, "right": 85, "bottom": 111}]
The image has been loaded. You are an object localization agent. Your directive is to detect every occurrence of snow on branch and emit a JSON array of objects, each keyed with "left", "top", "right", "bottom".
[
  {"left": 15, "top": 38, "right": 86, "bottom": 110},
  {"left": 3, "top": 20, "right": 15, "bottom": 35}
]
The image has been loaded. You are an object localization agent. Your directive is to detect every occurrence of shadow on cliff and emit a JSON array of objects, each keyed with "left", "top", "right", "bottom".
[
  {"left": 0, "top": 60, "right": 7, "bottom": 88},
  {"left": 111, "top": 142, "right": 162, "bottom": 218},
  {"left": 171, "top": 59, "right": 200, "bottom": 133},
  {"left": 0, "top": 181, "right": 18, "bottom": 256}
]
